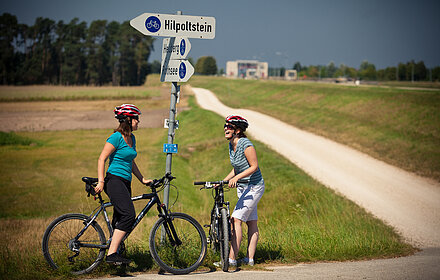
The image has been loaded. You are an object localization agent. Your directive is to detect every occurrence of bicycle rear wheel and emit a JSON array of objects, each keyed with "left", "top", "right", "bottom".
[
  {"left": 219, "top": 207, "right": 230, "bottom": 272},
  {"left": 149, "top": 212, "right": 207, "bottom": 275},
  {"left": 42, "top": 213, "right": 106, "bottom": 275}
]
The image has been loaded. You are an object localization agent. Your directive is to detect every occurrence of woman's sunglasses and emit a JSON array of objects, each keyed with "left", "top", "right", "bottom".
[
  {"left": 131, "top": 116, "right": 139, "bottom": 121},
  {"left": 224, "top": 124, "right": 235, "bottom": 130}
]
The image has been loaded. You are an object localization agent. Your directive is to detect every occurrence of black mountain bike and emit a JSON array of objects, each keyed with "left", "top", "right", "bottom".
[
  {"left": 194, "top": 180, "right": 233, "bottom": 272},
  {"left": 42, "top": 173, "right": 207, "bottom": 275}
]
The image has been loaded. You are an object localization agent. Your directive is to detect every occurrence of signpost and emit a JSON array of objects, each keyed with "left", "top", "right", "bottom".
[
  {"left": 130, "top": 13, "right": 216, "bottom": 39},
  {"left": 162, "top": 36, "right": 191, "bottom": 60},
  {"left": 130, "top": 11, "right": 215, "bottom": 208}
]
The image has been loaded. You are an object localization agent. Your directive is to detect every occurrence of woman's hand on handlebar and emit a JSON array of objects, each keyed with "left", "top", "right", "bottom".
[
  {"left": 142, "top": 178, "right": 153, "bottom": 186},
  {"left": 228, "top": 177, "right": 239, "bottom": 188},
  {"left": 94, "top": 182, "right": 104, "bottom": 194}
]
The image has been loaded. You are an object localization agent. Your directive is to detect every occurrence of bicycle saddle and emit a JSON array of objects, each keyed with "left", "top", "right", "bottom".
[{"left": 82, "top": 177, "right": 98, "bottom": 185}]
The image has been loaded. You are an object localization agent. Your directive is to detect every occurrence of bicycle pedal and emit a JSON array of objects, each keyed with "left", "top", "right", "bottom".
[{"left": 204, "top": 224, "right": 210, "bottom": 228}]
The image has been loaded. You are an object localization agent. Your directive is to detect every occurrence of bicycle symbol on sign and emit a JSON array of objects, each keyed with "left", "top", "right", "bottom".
[{"left": 145, "top": 16, "right": 161, "bottom": 32}]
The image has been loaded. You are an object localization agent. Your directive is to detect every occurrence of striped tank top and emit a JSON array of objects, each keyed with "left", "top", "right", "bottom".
[{"left": 229, "top": 137, "right": 263, "bottom": 186}]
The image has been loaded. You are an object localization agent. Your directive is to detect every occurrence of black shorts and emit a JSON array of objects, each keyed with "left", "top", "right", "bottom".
[{"left": 104, "top": 173, "right": 135, "bottom": 232}]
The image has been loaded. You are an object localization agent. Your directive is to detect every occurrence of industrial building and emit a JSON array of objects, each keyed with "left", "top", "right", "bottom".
[{"left": 226, "top": 60, "right": 268, "bottom": 79}]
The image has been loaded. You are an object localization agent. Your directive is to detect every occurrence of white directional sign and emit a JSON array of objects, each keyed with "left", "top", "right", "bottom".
[
  {"left": 162, "top": 37, "right": 191, "bottom": 60},
  {"left": 160, "top": 60, "right": 194, "bottom": 82},
  {"left": 130, "top": 13, "right": 216, "bottom": 39}
]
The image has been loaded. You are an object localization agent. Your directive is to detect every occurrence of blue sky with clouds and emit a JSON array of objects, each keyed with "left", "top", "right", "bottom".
[{"left": 2, "top": 0, "right": 439, "bottom": 70}]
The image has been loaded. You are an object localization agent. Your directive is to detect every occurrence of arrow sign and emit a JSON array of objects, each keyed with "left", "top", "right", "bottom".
[
  {"left": 162, "top": 37, "right": 191, "bottom": 60},
  {"left": 130, "top": 13, "right": 216, "bottom": 39},
  {"left": 160, "top": 60, "right": 194, "bottom": 82}
]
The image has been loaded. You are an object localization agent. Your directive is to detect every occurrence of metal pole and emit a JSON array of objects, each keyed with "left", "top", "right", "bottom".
[
  {"left": 163, "top": 10, "right": 182, "bottom": 208},
  {"left": 163, "top": 82, "right": 179, "bottom": 207}
]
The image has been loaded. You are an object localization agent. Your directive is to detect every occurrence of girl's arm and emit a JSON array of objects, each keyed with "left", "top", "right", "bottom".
[
  {"left": 223, "top": 168, "right": 236, "bottom": 181},
  {"left": 132, "top": 160, "right": 153, "bottom": 185},
  {"left": 95, "top": 142, "right": 116, "bottom": 193}
]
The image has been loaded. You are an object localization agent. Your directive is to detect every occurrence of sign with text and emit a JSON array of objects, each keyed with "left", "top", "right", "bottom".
[
  {"left": 160, "top": 59, "right": 194, "bottom": 82},
  {"left": 162, "top": 37, "right": 191, "bottom": 60},
  {"left": 130, "top": 13, "right": 216, "bottom": 39}
]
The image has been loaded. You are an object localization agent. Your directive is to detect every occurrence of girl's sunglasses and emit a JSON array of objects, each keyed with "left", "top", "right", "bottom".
[
  {"left": 132, "top": 116, "right": 139, "bottom": 121},
  {"left": 224, "top": 124, "right": 235, "bottom": 130}
]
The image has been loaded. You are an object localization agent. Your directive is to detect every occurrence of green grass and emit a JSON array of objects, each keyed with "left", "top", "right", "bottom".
[
  {"left": 0, "top": 131, "right": 42, "bottom": 146},
  {"left": 189, "top": 76, "right": 440, "bottom": 181},
  {"left": 0, "top": 95, "right": 414, "bottom": 279}
]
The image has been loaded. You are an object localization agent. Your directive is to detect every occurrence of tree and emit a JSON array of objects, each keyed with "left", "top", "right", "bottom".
[
  {"left": 359, "top": 60, "right": 376, "bottom": 80},
  {"left": 327, "top": 61, "right": 337, "bottom": 78},
  {"left": 86, "top": 20, "right": 108, "bottom": 85},
  {"left": 293, "top": 61, "right": 302, "bottom": 72},
  {"left": 0, "top": 13, "right": 19, "bottom": 84},
  {"left": 195, "top": 56, "right": 217, "bottom": 75},
  {"left": 149, "top": 60, "right": 161, "bottom": 74},
  {"left": 432, "top": 66, "right": 440, "bottom": 82}
]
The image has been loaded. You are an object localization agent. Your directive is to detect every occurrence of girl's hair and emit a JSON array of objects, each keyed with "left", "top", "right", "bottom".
[
  {"left": 114, "top": 118, "right": 132, "bottom": 137},
  {"left": 235, "top": 128, "right": 247, "bottom": 138}
]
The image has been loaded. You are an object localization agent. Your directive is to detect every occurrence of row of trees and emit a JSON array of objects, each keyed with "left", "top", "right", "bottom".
[
  {"left": 2, "top": 12, "right": 439, "bottom": 84},
  {"left": 1, "top": 13, "right": 154, "bottom": 85},
  {"left": 285, "top": 60, "right": 440, "bottom": 81}
]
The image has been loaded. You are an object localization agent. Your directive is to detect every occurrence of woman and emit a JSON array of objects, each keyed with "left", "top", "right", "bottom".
[
  {"left": 94, "top": 104, "right": 152, "bottom": 264},
  {"left": 222, "top": 115, "right": 264, "bottom": 267}
]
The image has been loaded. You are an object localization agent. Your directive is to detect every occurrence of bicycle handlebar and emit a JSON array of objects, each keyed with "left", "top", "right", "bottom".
[{"left": 194, "top": 179, "right": 249, "bottom": 189}]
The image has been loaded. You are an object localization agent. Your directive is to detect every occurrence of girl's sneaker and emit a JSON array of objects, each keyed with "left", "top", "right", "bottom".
[
  {"left": 239, "top": 257, "right": 254, "bottom": 266},
  {"left": 213, "top": 258, "right": 237, "bottom": 267}
]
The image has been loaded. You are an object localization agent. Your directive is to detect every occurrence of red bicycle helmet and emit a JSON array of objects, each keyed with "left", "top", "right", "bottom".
[
  {"left": 114, "top": 104, "right": 141, "bottom": 120},
  {"left": 225, "top": 115, "right": 249, "bottom": 131}
]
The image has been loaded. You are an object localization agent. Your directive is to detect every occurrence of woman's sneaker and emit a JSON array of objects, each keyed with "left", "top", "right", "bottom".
[
  {"left": 213, "top": 258, "right": 237, "bottom": 267},
  {"left": 239, "top": 257, "right": 254, "bottom": 266},
  {"left": 106, "top": 253, "right": 131, "bottom": 265}
]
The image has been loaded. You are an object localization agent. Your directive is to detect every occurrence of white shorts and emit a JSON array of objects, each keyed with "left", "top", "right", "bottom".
[{"left": 231, "top": 182, "right": 265, "bottom": 222}]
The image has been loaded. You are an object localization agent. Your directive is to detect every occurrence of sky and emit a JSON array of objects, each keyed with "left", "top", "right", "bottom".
[{"left": 1, "top": 0, "right": 440, "bottom": 70}]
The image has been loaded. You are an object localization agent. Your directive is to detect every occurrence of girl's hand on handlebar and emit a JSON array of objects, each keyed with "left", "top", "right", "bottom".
[
  {"left": 228, "top": 177, "right": 239, "bottom": 188},
  {"left": 94, "top": 182, "right": 104, "bottom": 194},
  {"left": 142, "top": 178, "right": 153, "bottom": 185}
]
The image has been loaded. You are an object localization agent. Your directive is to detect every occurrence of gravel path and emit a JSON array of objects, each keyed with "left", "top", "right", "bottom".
[{"left": 190, "top": 86, "right": 440, "bottom": 248}]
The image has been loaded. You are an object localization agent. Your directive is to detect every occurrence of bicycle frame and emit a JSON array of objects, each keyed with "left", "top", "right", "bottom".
[{"left": 75, "top": 182, "right": 178, "bottom": 250}]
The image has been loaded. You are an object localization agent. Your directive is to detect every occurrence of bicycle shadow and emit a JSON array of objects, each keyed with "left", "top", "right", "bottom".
[{"left": 109, "top": 250, "right": 155, "bottom": 277}]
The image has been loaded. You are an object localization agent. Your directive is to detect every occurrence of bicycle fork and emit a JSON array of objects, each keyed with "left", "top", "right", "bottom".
[{"left": 158, "top": 204, "right": 182, "bottom": 246}]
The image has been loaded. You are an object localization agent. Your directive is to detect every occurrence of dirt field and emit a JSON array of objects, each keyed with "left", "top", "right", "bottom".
[{"left": 0, "top": 86, "right": 190, "bottom": 132}]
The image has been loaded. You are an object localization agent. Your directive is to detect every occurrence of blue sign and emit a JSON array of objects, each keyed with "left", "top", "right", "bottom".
[
  {"left": 163, "top": 143, "right": 178, "bottom": 154},
  {"left": 179, "top": 39, "right": 186, "bottom": 56},
  {"left": 179, "top": 62, "right": 186, "bottom": 79},
  {"left": 145, "top": 16, "right": 161, "bottom": 33}
]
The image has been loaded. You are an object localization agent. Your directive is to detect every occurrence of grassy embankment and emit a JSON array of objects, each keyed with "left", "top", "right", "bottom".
[
  {"left": 190, "top": 76, "right": 440, "bottom": 182},
  {"left": 0, "top": 79, "right": 415, "bottom": 279}
]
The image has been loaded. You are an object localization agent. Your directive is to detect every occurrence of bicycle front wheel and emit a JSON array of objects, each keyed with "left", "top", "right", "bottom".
[
  {"left": 219, "top": 207, "right": 230, "bottom": 272},
  {"left": 42, "top": 213, "right": 106, "bottom": 275},
  {"left": 150, "top": 212, "right": 207, "bottom": 275}
]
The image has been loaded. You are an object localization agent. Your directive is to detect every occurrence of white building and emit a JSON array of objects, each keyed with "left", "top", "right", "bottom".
[{"left": 226, "top": 60, "right": 268, "bottom": 79}]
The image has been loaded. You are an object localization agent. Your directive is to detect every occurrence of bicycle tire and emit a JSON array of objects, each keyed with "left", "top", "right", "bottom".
[
  {"left": 211, "top": 210, "right": 220, "bottom": 252},
  {"left": 219, "top": 208, "right": 230, "bottom": 272},
  {"left": 42, "top": 213, "right": 106, "bottom": 275},
  {"left": 149, "top": 212, "right": 207, "bottom": 275}
]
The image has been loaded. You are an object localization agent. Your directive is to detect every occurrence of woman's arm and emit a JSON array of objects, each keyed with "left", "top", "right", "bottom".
[
  {"left": 95, "top": 142, "right": 116, "bottom": 193},
  {"left": 223, "top": 168, "right": 236, "bottom": 181},
  {"left": 132, "top": 161, "right": 153, "bottom": 185},
  {"left": 228, "top": 146, "right": 259, "bottom": 188}
]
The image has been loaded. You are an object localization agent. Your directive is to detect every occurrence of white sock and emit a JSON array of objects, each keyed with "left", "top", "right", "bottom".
[{"left": 229, "top": 258, "right": 237, "bottom": 264}]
